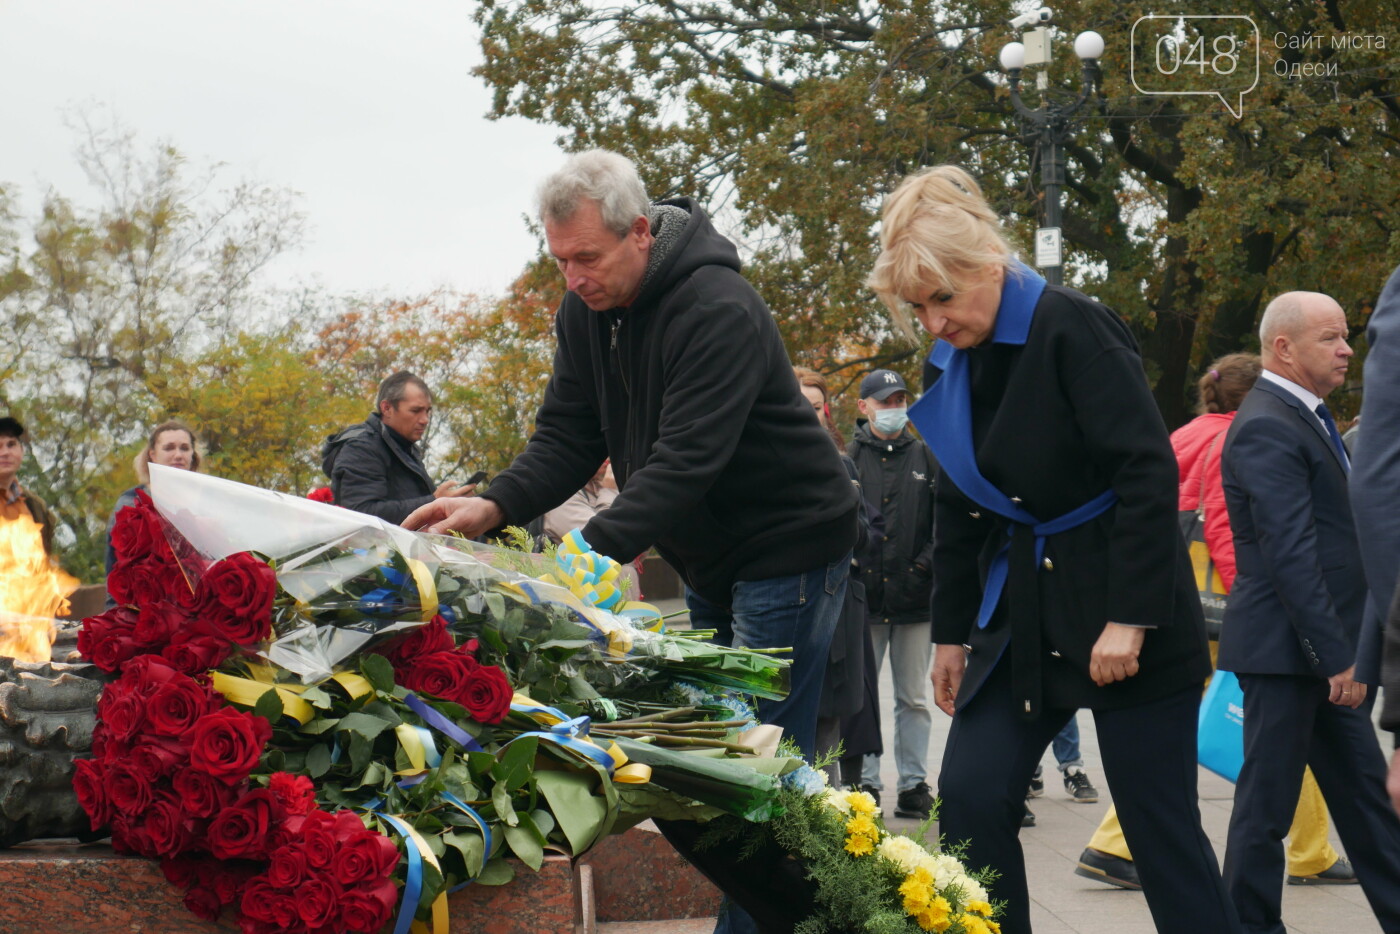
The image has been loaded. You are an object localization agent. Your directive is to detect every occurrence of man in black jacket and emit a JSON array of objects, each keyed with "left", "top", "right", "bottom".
[
  {"left": 322, "top": 371, "right": 475, "bottom": 524},
  {"left": 847, "top": 368, "right": 937, "bottom": 818},
  {"left": 405, "top": 150, "right": 857, "bottom": 760}
]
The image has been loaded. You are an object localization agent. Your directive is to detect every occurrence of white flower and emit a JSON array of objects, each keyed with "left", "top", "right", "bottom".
[
  {"left": 876, "top": 835, "right": 929, "bottom": 875},
  {"left": 821, "top": 787, "right": 852, "bottom": 814}
]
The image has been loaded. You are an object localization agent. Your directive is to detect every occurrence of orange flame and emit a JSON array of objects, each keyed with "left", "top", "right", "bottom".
[{"left": 0, "top": 513, "right": 76, "bottom": 662}]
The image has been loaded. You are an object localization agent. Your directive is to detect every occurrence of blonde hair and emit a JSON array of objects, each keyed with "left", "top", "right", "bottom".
[
  {"left": 866, "top": 165, "right": 1018, "bottom": 341},
  {"left": 134, "top": 420, "right": 202, "bottom": 484}
]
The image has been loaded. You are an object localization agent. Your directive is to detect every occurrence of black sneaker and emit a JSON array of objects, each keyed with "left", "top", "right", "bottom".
[
  {"left": 895, "top": 782, "right": 933, "bottom": 819},
  {"left": 1027, "top": 764, "right": 1044, "bottom": 799},
  {"left": 1288, "top": 856, "right": 1358, "bottom": 885},
  {"left": 1021, "top": 803, "right": 1036, "bottom": 827},
  {"left": 1062, "top": 766, "right": 1099, "bottom": 803},
  {"left": 1074, "top": 847, "right": 1142, "bottom": 890},
  {"left": 855, "top": 783, "right": 881, "bottom": 809}
]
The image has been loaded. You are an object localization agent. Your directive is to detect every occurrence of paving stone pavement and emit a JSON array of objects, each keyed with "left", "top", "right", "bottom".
[{"left": 868, "top": 652, "right": 1386, "bottom": 934}]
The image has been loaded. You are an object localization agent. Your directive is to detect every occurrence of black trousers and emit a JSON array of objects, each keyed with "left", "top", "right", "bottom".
[
  {"left": 1225, "top": 674, "right": 1400, "bottom": 934},
  {"left": 938, "top": 657, "right": 1239, "bottom": 934}
]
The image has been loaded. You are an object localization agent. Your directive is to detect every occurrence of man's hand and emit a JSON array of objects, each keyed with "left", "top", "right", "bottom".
[
  {"left": 1388, "top": 748, "right": 1400, "bottom": 817},
  {"left": 1327, "top": 665, "right": 1367, "bottom": 708},
  {"left": 403, "top": 496, "right": 504, "bottom": 536},
  {"left": 1089, "top": 623, "right": 1145, "bottom": 686},
  {"left": 434, "top": 479, "right": 478, "bottom": 499},
  {"left": 931, "top": 644, "right": 966, "bottom": 717}
]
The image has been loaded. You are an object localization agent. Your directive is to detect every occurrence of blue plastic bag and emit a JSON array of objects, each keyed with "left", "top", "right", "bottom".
[{"left": 1197, "top": 670, "right": 1245, "bottom": 782}]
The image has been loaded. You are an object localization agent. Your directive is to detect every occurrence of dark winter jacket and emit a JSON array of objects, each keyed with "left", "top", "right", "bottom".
[
  {"left": 322, "top": 413, "right": 434, "bottom": 525},
  {"left": 481, "top": 198, "right": 858, "bottom": 605},
  {"left": 848, "top": 422, "right": 937, "bottom": 625}
]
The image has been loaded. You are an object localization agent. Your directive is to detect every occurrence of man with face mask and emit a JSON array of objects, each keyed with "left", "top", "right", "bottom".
[{"left": 848, "top": 369, "right": 938, "bottom": 817}]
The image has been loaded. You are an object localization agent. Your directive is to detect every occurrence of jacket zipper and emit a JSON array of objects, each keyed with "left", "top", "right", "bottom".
[{"left": 610, "top": 313, "right": 634, "bottom": 477}]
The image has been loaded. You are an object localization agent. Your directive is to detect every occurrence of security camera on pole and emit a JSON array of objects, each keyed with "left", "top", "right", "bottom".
[{"left": 998, "top": 8, "right": 1105, "bottom": 287}]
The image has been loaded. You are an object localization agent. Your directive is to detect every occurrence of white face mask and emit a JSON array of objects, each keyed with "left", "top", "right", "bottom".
[{"left": 872, "top": 407, "right": 909, "bottom": 435}]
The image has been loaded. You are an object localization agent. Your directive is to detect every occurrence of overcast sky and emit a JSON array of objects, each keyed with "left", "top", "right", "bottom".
[{"left": 0, "top": 0, "right": 565, "bottom": 299}]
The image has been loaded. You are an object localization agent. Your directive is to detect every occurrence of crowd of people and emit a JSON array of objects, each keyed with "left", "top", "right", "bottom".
[{"left": 5, "top": 148, "right": 1400, "bottom": 934}]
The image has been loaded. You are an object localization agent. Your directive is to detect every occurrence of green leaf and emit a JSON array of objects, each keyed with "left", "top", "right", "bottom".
[
  {"left": 360, "top": 653, "right": 396, "bottom": 694},
  {"left": 337, "top": 712, "right": 394, "bottom": 740},
  {"left": 529, "top": 808, "right": 555, "bottom": 839},
  {"left": 503, "top": 811, "right": 545, "bottom": 870},
  {"left": 299, "top": 685, "right": 334, "bottom": 710},
  {"left": 299, "top": 717, "right": 340, "bottom": 735},
  {"left": 492, "top": 781, "right": 518, "bottom": 826},
  {"left": 475, "top": 857, "right": 515, "bottom": 886},
  {"left": 306, "top": 743, "right": 332, "bottom": 779},
  {"left": 444, "top": 831, "right": 486, "bottom": 877},
  {"left": 535, "top": 770, "right": 608, "bottom": 854},
  {"left": 493, "top": 736, "right": 537, "bottom": 791},
  {"left": 253, "top": 688, "right": 283, "bottom": 723}
]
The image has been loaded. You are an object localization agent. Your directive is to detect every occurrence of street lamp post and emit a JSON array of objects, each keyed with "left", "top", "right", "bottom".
[{"left": 1000, "top": 20, "right": 1104, "bottom": 286}]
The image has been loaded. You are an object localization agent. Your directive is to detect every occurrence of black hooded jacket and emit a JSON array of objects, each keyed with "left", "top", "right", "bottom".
[
  {"left": 847, "top": 421, "right": 938, "bottom": 624},
  {"left": 321, "top": 413, "right": 434, "bottom": 524},
  {"left": 482, "top": 198, "right": 857, "bottom": 604}
]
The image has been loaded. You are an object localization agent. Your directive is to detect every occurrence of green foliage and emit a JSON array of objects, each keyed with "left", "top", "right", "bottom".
[{"left": 473, "top": 0, "right": 1400, "bottom": 428}]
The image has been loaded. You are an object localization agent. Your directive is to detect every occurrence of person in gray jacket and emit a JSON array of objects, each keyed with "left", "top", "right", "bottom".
[
  {"left": 322, "top": 371, "right": 475, "bottom": 524},
  {"left": 848, "top": 368, "right": 937, "bottom": 818}
]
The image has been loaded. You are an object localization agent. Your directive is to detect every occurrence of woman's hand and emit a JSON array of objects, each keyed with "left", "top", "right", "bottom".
[
  {"left": 1088, "top": 622, "right": 1146, "bottom": 686},
  {"left": 931, "top": 644, "right": 967, "bottom": 717}
]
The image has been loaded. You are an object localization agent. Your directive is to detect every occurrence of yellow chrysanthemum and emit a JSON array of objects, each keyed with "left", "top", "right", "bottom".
[
  {"left": 844, "top": 832, "right": 876, "bottom": 857},
  {"left": 985, "top": 921, "right": 1001, "bottom": 933},
  {"left": 965, "top": 900, "right": 994, "bottom": 918},
  {"left": 915, "top": 896, "right": 952, "bottom": 932},
  {"left": 899, "top": 875, "right": 932, "bottom": 911},
  {"left": 957, "top": 913, "right": 991, "bottom": 934},
  {"left": 845, "top": 814, "right": 878, "bottom": 839},
  {"left": 909, "top": 865, "right": 935, "bottom": 887},
  {"left": 848, "top": 790, "right": 878, "bottom": 815}
]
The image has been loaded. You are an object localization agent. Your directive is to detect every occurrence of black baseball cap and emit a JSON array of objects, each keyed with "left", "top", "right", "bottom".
[
  {"left": 0, "top": 416, "right": 24, "bottom": 439},
  {"left": 859, "top": 369, "right": 911, "bottom": 401}
]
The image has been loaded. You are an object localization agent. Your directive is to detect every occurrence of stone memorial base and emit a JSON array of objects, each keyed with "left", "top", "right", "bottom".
[{"left": 0, "top": 823, "right": 720, "bottom": 933}]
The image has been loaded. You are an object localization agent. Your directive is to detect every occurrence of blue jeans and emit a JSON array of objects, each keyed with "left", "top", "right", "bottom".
[
  {"left": 1051, "top": 717, "right": 1083, "bottom": 771},
  {"left": 860, "top": 622, "right": 933, "bottom": 793},
  {"left": 685, "top": 554, "right": 849, "bottom": 761}
]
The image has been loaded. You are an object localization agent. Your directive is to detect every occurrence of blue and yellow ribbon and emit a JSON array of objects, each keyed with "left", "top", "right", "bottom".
[{"left": 506, "top": 693, "right": 650, "bottom": 784}]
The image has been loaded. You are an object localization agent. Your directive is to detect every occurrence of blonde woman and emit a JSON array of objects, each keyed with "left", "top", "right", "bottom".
[
  {"left": 866, "top": 166, "right": 1237, "bottom": 934},
  {"left": 104, "top": 420, "right": 201, "bottom": 576}
]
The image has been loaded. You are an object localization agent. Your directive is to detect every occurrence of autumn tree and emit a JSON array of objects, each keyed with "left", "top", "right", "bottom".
[
  {"left": 0, "top": 112, "right": 305, "bottom": 580},
  {"left": 473, "top": 0, "right": 1400, "bottom": 426}
]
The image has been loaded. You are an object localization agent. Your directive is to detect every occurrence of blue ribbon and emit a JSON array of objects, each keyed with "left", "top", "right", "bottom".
[
  {"left": 375, "top": 812, "right": 424, "bottom": 934},
  {"left": 440, "top": 791, "right": 493, "bottom": 891},
  {"left": 405, "top": 693, "right": 485, "bottom": 752},
  {"left": 504, "top": 701, "right": 618, "bottom": 776},
  {"left": 907, "top": 265, "right": 1117, "bottom": 630}
]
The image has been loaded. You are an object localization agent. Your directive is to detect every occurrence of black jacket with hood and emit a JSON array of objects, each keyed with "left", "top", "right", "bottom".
[
  {"left": 483, "top": 198, "right": 858, "bottom": 605},
  {"left": 847, "top": 421, "right": 938, "bottom": 625},
  {"left": 321, "top": 413, "right": 434, "bottom": 525}
]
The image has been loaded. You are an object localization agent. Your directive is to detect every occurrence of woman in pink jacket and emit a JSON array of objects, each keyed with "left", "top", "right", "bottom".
[{"left": 1076, "top": 352, "right": 1357, "bottom": 889}]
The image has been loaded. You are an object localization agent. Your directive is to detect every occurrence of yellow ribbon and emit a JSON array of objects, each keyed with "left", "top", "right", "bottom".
[
  {"left": 209, "top": 671, "right": 316, "bottom": 724},
  {"left": 405, "top": 557, "right": 439, "bottom": 621},
  {"left": 509, "top": 693, "right": 651, "bottom": 784},
  {"left": 333, "top": 670, "right": 375, "bottom": 699}
]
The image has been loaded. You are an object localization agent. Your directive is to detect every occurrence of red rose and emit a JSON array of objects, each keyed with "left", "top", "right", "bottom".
[
  {"left": 331, "top": 828, "right": 401, "bottom": 886},
  {"left": 399, "top": 650, "right": 479, "bottom": 704},
  {"left": 189, "top": 707, "right": 272, "bottom": 784},
  {"left": 104, "top": 759, "right": 154, "bottom": 812},
  {"left": 98, "top": 690, "right": 146, "bottom": 742},
  {"left": 172, "top": 767, "right": 235, "bottom": 819},
  {"left": 148, "top": 676, "right": 219, "bottom": 736},
  {"left": 299, "top": 809, "right": 339, "bottom": 869},
  {"left": 268, "top": 772, "right": 316, "bottom": 816},
  {"left": 128, "top": 736, "right": 189, "bottom": 778},
  {"left": 143, "top": 794, "right": 195, "bottom": 858},
  {"left": 207, "top": 788, "right": 279, "bottom": 860},
  {"left": 79, "top": 606, "right": 140, "bottom": 672},
  {"left": 111, "top": 502, "right": 156, "bottom": 564},
  {"left": 376, "top": 615, "right": 456, "bottom": 667},
  {"left": 161, "top": 635, "right": 233, "bottom": 675},
  {"left": 196, "top": 552, "right": 275, "bottom": 646},
  {"left": 73, "top": 758, "right": 110, "bottom": 830},
  {"left": 160, "top": 854, "right": 200, "bottom": 889},
  {"left": 265, "top": 842, "right": 306, "bottom": 889},
  {"left": 460, "top": 663, "right": 513, "bottom": 724},
  {"left": 183, "top": 884, "right": 223, "bottom": 922},
  {"left": 297, "top": 875, "right": 339, "bottom": 929},
  {"left": 133, "top": 599, "right": 187, "bottom": 649},
  {"left": 338, "top": 880, "right": 397, "bottom": 934},
  {"left": 105, "top": 558, "right": 141, "bottom": 607},
  {"left": 238, "top": 880, "right": 281, "bottom": 924}
]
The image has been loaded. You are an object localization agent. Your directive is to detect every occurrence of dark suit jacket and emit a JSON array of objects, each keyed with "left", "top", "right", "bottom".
[
  {"left": 322, "top": 413, "right": 435, "bottom": 525},
  {"left": 1351, "top": 263, "right": 1400, "bottom": 728},
  {"left": 1217, "top": 378, "right": 1364, "bottom": 678},
  {"left": 926, "top": 284, "right": 1211, "bottom": 715}
]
